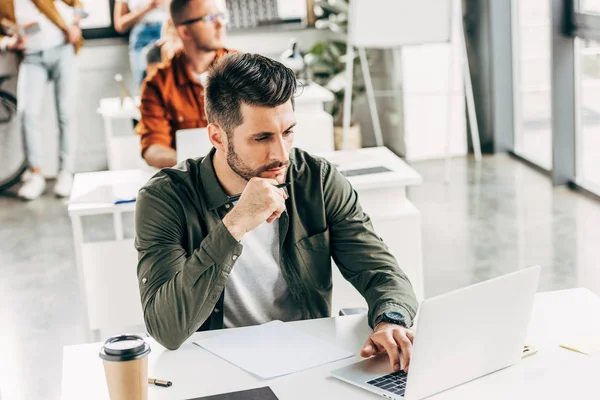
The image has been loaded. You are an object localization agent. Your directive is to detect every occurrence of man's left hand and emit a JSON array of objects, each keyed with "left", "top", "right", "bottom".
[
  {"left": 360, "top": 322, "right": 415, "bottom": 373},
  {"left": 66, "top": 25, "right": 82, "bottom": 44}
]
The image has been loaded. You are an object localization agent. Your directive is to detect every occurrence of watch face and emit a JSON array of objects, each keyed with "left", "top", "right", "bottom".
[{"left": 384, "top": 311, "right": 404, "bottom": 324}]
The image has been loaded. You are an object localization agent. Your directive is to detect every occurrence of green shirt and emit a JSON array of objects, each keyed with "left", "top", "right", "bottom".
[{"left": 135, "top": 148, "right": 418, "bottom": 350}]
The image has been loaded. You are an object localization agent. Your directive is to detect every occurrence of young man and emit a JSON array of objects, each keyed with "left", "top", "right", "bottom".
[
  {"left": 135, "top": 53, "right": 419, "bottom": 373},
  {"left": 136, "top": 0, "right": 231, "bottom": 168},
  {"left": 0, "top": 0, "right": 84, "bottom": 200}
]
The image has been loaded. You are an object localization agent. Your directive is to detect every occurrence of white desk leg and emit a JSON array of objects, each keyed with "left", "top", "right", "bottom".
[
  {"left": 70, "top": 215, "right": 93, "bottom": 342},
  {"left": 102, "top": 116, "right": 114, "bottom": 170},
  {"left": 113, "top": 211, "right": 124, "bottom": 241}
]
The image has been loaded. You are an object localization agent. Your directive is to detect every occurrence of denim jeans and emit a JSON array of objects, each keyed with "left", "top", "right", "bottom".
[
  {"left": 129, "top": 22, "right": 162, "bottom": 88},
  {"left": 18, "top": 43, "right": 78, "bottom": 173}
]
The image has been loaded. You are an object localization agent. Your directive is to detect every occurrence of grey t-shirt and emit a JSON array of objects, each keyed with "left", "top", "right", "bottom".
[{"left": 223, "top": 220, "right": 302, "bottom": 328}]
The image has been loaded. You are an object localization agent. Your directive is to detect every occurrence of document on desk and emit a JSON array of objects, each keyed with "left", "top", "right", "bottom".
[{"left": 193, "top": 320, "right": 354, "bottom": 379}]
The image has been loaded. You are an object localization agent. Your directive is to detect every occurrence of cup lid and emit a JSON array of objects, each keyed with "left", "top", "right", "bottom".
[{"left": 99, "top": 334, "right": 151, "bottom": 362}]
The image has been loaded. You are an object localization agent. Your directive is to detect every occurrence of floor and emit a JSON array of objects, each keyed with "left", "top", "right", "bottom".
[{"left": 1, "top": 154, "right": 600, "bottom": 400}]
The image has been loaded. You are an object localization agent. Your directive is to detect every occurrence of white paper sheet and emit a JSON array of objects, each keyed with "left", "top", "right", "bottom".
[{"left": 193, "top": 320, "right": 354, "bottom": 379}]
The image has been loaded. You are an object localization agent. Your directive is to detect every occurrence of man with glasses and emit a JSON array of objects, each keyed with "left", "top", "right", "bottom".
[{"left": 137, "top": 0, "right": 231, "bottom": 168}]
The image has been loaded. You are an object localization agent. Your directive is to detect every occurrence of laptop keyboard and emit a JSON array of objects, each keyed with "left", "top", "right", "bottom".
[{"left": 367, "top": 370, "right": 408, "bottom": 397}]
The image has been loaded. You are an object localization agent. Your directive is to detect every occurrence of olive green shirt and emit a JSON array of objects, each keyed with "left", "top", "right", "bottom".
[{"left": 135, "top": 148, "right": 418, "bottom": 350}]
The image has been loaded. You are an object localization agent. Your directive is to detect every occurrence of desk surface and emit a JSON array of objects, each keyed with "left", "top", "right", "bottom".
[{"left": 62, "top": 288, "right": 600, "bottom": 400}]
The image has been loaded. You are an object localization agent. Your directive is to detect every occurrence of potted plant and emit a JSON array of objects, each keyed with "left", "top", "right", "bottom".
[{"left": 304, "top": 0, "right": 365, "bottom": 150}]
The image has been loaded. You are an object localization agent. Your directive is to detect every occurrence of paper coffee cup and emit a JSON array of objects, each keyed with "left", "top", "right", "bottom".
[{"left": 99, "top": 334, "right": 151, "bottom": 400}]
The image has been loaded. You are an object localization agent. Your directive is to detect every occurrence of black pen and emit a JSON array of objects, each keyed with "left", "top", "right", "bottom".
[
  {"left": 148, "top": 378, "right": 172, "bottom": 387},
  {"left": 227, "top": 182, "right": 290, "bottom": 203}
]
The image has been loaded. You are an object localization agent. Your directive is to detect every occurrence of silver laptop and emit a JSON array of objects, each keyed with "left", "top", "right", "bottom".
[
  {"left": 331, "top": 265, "right": 541, "bottom": 399},
  {"left": 176, "top": 128, "right": 212, "bottom": 163}
]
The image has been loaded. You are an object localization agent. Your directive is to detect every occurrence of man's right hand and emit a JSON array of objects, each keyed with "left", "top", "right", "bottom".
[
  {"left": 6, "top": 35, "right": 26, "bottom": 51},
  {"left": 222, "top": 178, "right": 288, "bottom": 241}
]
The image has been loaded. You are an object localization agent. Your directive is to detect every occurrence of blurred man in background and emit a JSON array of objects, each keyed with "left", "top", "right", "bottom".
[{"left": 137, "top": 0, "right": 231, "bottom": 168}]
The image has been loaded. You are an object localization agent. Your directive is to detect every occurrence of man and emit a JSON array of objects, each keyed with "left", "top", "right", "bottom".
[
  {"left": 0, "top": 0, "right": 84, "bottom": 200},
  {"left": 136, "top": 53, "right": 419, "bottom": 373},
  {"left": 137, "top": 0, "right": 230, "bottom": 168}
]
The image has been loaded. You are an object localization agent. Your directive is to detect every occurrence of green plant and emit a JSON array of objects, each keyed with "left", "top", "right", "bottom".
[{"left": 305, "top": 40, "right": 366, "bottom": 127}]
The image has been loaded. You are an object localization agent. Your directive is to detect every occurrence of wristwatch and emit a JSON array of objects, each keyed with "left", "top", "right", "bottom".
[{"left": 378, "top": 311, "right": 407, "bottom": 327}]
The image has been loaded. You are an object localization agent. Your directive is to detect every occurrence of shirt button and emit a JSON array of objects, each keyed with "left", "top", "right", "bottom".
[
  {"left": 225, "top": 203, "right": 231, "bottom": 209},
  {"left": 214, "top": 308, "right": 220, "bottom": 313},
  {"left": 232, "top": 255, "right": 238, "bottom": 261},
  {"left": 178, "top": 115, "right": 184, "bottom": 122},
  {"left": 142, "top": 278, "right": 147, "bottom": 285}
]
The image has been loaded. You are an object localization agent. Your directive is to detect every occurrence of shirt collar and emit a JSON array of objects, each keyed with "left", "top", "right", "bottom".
[{"left": 200, "top": 148, "right": 230, "bottom": 211}]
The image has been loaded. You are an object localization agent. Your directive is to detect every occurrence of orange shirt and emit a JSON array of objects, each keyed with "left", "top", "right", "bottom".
[{"left": 136, "top": 48, "right": 231, "bottom": 156}]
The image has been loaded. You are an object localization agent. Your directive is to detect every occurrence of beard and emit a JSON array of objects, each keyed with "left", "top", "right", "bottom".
[
  {"left": 191, "top": 33, "right": 221, "bottom": 52},
  {"left": 227, "top": 141, "right": 288, "bottom": 181}
]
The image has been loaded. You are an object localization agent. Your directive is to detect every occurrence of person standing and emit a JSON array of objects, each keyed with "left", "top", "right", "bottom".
[
  {"left": 0, "top": 0, "right": 85, "bottom": 200},
  {"left": 114, "top": 0, "right": 169, "bottom": 87}
]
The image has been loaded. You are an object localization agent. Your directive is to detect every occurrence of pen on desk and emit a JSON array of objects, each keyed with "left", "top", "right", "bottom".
[
  {"left": 148, "top": 378, "right": 172, "bottom": 387},
  {"left": 227, "top": 182, "right": 290, "bottom": 203}
]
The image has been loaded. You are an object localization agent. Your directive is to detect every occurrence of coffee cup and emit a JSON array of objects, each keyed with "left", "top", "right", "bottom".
[{"left": 99, "top": 334, "right": 151, "bottom": 400}]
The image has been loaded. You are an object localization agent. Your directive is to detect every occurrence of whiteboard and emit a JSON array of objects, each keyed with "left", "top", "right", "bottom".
[{"left": 348, "top": 0, "right": 453, "bottom": 48}]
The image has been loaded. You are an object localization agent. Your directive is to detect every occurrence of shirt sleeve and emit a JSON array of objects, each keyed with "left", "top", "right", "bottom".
[
  {"left": 322, "top": 161, "right": 419, "bottom": 328},
  {"left": 135, "top": 183, "right": 243, "bottom": 350},
  {"left": 136, "top": 76, "right": 174, "bottom": 156}
]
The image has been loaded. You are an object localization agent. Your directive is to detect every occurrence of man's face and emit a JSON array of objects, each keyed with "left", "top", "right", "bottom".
[
  {"left": 179, "top": 0, "right": 226, "bottom": 51},
  {"left": 225, "top": 101, "right": 296, "bottom": 184}
]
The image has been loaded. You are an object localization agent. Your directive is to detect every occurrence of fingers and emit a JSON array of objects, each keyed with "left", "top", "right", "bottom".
[
  {"left": 379, "top": 334, "right": 402, "bottom": 372},
  {"left": 360, "top": 338, "right": 377, "bottom": 358},
  {"left": 393, "top": 329, "right": 413, "bottom": 373},
  {"left": 406, "top": 329, "right": 415, "bottom": 343}
]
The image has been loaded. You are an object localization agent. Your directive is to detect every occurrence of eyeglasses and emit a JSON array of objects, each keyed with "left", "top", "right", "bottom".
[{"left": 177, "top": 12, "right": 229, "bottom": 26}]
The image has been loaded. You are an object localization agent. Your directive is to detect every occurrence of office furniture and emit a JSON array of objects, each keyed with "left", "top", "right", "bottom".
[
  {"left": 61, "top": 288, "right": 600, "bottom": 399},
  {"left": 342, "top": 0, "right": 480, "bottom": 172},
  {"left": 68, "top": 169, "right": 154, "bottom": 341}
]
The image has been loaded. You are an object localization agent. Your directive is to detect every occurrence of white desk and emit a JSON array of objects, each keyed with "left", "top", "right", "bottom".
[
  {"left": 68, "top": 169, "right": 155, "bottom": 341},
  {"left": 61, "top": 288, "right": 600, "bottom": 399},
  {"left": 319, "top": 147, "right": 424, "bottom": 307},
  {"left": 97, "top": 83, "right": 335, "bottom": 170}
]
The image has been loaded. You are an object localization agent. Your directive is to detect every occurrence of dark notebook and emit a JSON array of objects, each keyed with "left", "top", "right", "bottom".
[{"left": 188, "top": 387, "right": 279, "bottom": 400}]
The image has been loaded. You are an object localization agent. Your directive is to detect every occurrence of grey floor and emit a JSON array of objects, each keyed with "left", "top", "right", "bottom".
[{"left": 1, "top": 153, "right": 600, "bottom": 400}]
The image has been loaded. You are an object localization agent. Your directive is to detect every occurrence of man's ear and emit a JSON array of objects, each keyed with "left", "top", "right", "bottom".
[
  {"left": 175, "top": 25, "right": 189, "bottom": 41},
  {"left": 208, "top": 122, "right": 226, "bottom": 151}
]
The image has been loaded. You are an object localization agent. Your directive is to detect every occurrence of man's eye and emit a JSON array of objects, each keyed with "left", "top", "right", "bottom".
[
  {"left": 284, "top": 131, "right": 294, "bottom": 136},
  {"left": 255, "top": 136, "right": 269, "bottom": 142}
]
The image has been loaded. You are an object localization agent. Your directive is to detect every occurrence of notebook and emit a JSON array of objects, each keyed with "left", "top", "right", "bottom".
[{"left": 187, "top": 386, "right": 279, "bottom": 400}]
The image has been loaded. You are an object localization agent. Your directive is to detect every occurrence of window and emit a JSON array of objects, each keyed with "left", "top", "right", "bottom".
[{"left": 511, "top": 0, "right": 553, "bottom": 170}]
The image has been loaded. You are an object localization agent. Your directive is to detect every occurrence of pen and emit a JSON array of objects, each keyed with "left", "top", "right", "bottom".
[
  {"left": 227, "top": 182, "right": 290, "bottom": 203},
  {"left": 148, "top": 378, "right": 172, "bottom": 387}
]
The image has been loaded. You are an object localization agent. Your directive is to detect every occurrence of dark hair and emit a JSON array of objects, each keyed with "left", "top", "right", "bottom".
[
  {"left": 170, "top": 0, "right": 191, "bottom": 25},
  {"left": 205, "top": 53, "right": 298, "bottom": 135}
]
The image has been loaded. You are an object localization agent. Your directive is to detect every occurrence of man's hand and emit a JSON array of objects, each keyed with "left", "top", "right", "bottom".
[
  {"left": 6, "top": 35, "right": 26, "bottom": 51},
  {"left": 222, "top": 178, "right": 288, "bottom": 241},
  {"left": 360, "top": 322, "right": 415, "bottom": 373},
  {"left": 65, "top": 25, "right": 82, "bottom": 44}
]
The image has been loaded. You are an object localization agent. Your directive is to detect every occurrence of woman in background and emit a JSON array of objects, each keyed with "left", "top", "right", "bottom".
[{"left": 114, "top": 0, "right": 168, "bottom": 87}]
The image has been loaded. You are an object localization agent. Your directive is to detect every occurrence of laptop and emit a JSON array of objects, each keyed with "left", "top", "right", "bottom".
[
  {"left": 331, "top": 265, "right": 541, "bottom": 399},
  {"left": 176, "top": 128, "right": 212, "bottom": 163}
]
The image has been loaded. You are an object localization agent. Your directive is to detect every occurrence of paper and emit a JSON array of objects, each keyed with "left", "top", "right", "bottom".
[
  {"left": 194, "top": 320, "right": 353, "bottom": 379},
  {"left": 69, "top": 183, "right": 138, "bottom": 205},
  {"left": 560, "top": 336, "right": 600, "bottom": 355}
]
